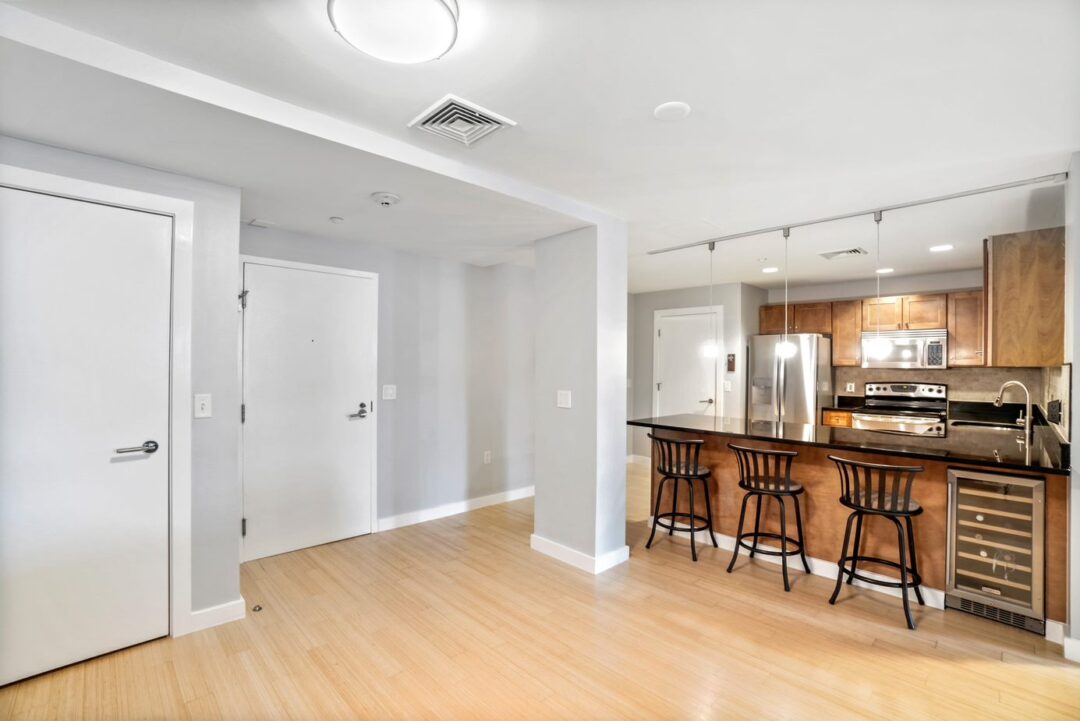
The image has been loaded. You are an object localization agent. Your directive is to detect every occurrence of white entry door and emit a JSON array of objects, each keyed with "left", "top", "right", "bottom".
[
  {"left": 653, "top": 307, "right": 723, "bottom": 417},
  {"left": 241, "top": 259, "right": 377, "bottom": 562},
  {"left": 0, "top": 187, "right": 172, "bottom": 685}
]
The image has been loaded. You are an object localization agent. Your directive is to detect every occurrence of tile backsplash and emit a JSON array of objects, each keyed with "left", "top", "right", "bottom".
[{"left": 835, "top": 367, "right": 1044, "bottom": 404}]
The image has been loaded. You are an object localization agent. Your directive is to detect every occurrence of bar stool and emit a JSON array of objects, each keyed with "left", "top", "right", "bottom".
[
  {"left": 725, "top": 444, "right": 811, "bottom": 591},
  {"left": 827, "top": 455, "right": 926, "bottom": 630},
  {"left": 645, "top": 434, "right": 718, "bottom": 561}
]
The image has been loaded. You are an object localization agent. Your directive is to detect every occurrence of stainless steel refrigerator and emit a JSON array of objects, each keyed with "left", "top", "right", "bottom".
[{"left": 747, "top": 334, "right": 833, "bottom": 425}]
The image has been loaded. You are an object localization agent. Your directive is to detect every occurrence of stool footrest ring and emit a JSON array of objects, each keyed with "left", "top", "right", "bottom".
[
  {"left": 735, "top": 531, "right": 804, "bottom": 558},
  {"left": 837, "top": 555, "right": 922, "bottom": 589},
  {"left": 653, "top": 512, "right": 712, "bottom": 534}
]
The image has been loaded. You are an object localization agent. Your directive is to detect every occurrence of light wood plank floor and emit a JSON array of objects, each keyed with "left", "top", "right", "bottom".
[{"left": 3, "top": 465, "right": 1078, "bottom": 720}]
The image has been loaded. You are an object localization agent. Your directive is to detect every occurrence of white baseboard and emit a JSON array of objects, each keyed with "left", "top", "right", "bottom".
[
  {"left": 1063, "top": 636, "right": 1079, "bottom": 662},
  {"left": 626, "top": 454, "right": 650, "bottom": 466},
  {"left": 530, "top": 533, "right": 630, "bottom": 574},
  {"left": 1045, "top": 620, "right": 1065, "bottom": 646},
  {"left": 176, "top": 596, "right": 246, "bottom": 637},
  {"left": 378, "top": 486, "right": 535, "bottom": 532}
]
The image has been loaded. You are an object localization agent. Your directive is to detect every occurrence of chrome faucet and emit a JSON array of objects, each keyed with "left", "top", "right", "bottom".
[{"left": 993, "top": 380, "right": 1032, "bottom": 465}]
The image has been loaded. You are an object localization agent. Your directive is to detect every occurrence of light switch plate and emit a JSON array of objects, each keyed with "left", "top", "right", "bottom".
[
  {"left": 194, "top": 393, "right": 212, "bottom": 418},
  {"left": 483, "top": 450, "right": 492, "bottom": 464},
  {"left": 382, "top": 385, "right": 397, "bottom": 400},
  {"left": 556, "top": 390, "right": 572, "bottom": 409},
  {"left": 723, "top": 380, "right": 732, "bottom": 392}
]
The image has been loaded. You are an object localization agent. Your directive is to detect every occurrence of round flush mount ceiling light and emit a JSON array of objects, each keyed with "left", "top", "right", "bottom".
[
  {"left": 875, "top": 267, "right": 894, "bottom": 274},
  {"left": 653, "top": 101, "right": 692, "bottom": 121},
  {"left": 328, "top": 0, "right": 459, "bottom": 64},
  {"left": 371, "top": 191, "right": 401, "bottom": 207},
  {"left": 761, "top": 266, "right": 779, "bottom": 274}
]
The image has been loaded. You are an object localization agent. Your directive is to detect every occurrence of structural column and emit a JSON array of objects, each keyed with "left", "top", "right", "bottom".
[
  {"left": 531, "top": 223, "right": 629, "bottom": 573},
  {"left": 1065, "top": 152, "right": 1080, "bottom": 663}
]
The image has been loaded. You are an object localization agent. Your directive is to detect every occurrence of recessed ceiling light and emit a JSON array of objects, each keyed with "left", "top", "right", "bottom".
[
  {"left": 929, "top": 244, "right": 954, "bottom": 253},
  {"left": 329, "top": 216, "right": 345, "bottom": 224},
  {"left": 653, "top": 101, "right": 692, "bottom": 121},
  {"left": 876, "top": 267, "right": 894, "bottom": 274},
  {"left": 328, "top": 0, "right": 459, "bottom": 64},
  {"left": 371, "top": 191, "right": 401, "bottom": 207},
  {"left": 762, "top": 267, "right": 780, "bottom": 274}
]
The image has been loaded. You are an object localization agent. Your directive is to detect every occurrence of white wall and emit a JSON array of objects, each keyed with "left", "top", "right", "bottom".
[
  {"left": 628, "top": 282, "right": 767, "bottom": 456},
  {"left": 0, "top": 135, "right": 242, "bottom": 612},
  {"left": 765, "top": 268, "right": 983, "bottom": 303},
  {"left": 240, "top": 225, "right": 535, "bottom": 520},
  {"left": 1065, "top": 152, "right": 1080, "bottom": 662}
]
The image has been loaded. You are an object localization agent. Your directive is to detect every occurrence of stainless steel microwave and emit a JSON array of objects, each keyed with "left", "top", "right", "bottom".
[{"left": 860, "top": 330, "right": 947, "bottom": 369}]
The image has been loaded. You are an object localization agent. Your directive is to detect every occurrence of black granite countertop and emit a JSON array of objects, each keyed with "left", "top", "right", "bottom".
[{"left": 627, "top": 413, "right": 1070, "bottom": 476}]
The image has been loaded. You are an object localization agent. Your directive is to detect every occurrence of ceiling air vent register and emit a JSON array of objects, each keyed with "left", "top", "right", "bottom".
[
  {"left": 408, "top": 94, "right": 517, "bottom": 147},
  {"left": 819, "top": 247, "right": 869, "bottom": 261}
]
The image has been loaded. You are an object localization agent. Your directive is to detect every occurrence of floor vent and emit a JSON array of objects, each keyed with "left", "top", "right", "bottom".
[
  {"left": 408, "top": 94, "right": 516, "bottom": 146},
  {"left": 945, "top": 594, "right": 1045, "bottom": 635},
  {"left": 819, "top": 247, "right": 868, "bottom": 260}
]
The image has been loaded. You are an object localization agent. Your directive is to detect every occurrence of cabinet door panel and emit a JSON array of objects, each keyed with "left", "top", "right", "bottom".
[
  {"left": 947, "top": 291, "right": 984, "bottom": 367},
  {"left": 792, "top": 303, "right": 832, "bottom": 334},
  {"left": 903, "top": 294, "right": 947, "bottom": 330},
  {"left": 759, "top": 305, "right": 787, "bottom": 335},
  {"left": 831, "top": 300, "right": 862, "bottom": 366},
  {"left": 862, "top": 297, "right": 902, "bottom": 331}
]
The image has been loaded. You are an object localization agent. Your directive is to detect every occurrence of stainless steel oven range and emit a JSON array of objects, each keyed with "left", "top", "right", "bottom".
[{"left": 850, "top": 382, "right": 947, "bottom": 437}]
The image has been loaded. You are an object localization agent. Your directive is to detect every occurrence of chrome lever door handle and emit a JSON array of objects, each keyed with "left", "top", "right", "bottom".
[
  {"left": 116, "top": 440, "right": 158, "bottom": 454},
  {"left": 348, "top": 402, "right": 368, "bottom": 419},
  {"left": 699, "top": 399, "right": 714, "bottom": 404}
]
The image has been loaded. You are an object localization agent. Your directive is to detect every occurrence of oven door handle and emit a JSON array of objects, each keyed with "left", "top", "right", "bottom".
[{"left": 851, "top": 412, "right": 940, "bottom": 425}]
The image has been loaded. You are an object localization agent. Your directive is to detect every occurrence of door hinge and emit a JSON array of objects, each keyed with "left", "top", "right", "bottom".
[
  {"left": 657, "top": 382, "right": 662, "bottom": 391},
  {"left": 241, "top": 518, "right": 247, "bottom": 537},
  {"left": 241, "top": 404, "right": 246, "bottom": 423},
  {"left": 238, "top": 289, "right": 249, "bottom": 309},
  {"left": 657, "top": 329, "right": 661, "bottom": 337}
]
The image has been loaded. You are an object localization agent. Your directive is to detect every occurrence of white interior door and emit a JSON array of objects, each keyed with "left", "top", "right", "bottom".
[
  {"left": 654, "top": 308, "right": 723, "bottom": 417},
  {"left": 241, "top": 260, "right": 377, "bottom": 562},
  {"left": 0, "top": 187, "right": 172, "bottom": 685}
]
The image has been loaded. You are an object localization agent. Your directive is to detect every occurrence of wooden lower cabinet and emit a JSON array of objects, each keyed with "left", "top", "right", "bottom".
[
  {"left": 821, "top": 410, "right": 852, "bottom": 428},
  {"left": 947, "top": 290, "right": 985, "bottom": 367},
  {"left": 830, "top": 300, "right": 862, "bottom": 366}
]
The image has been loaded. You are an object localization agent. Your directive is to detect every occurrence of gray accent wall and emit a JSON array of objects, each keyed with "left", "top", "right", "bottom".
[
  {"left": 628, "top": 282, "right": 768, "bottom": 457},
  {"left": 241, "top": 225, "right": 536, "bottom": 520},
  {"left": 1, "top": 135, "right": 243, "bottom": 612},
  {"left": 765, "top": 269, "right": 983, "bottom": 303}
]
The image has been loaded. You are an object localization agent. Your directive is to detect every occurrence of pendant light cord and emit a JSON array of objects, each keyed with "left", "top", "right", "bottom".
[
  {"left": 782, "top": 228, "right": 790, "bottom": 343},
  {"left": 708, "top": 242, "right": 717, "bottom": 414},
  {"left": 874, "top": 211, "right": 883, "bottom": 338}
]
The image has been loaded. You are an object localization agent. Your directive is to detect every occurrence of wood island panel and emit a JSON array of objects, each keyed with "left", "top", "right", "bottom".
[{"left": 649, "top": 431, "right": 1067, "bottom": 622}]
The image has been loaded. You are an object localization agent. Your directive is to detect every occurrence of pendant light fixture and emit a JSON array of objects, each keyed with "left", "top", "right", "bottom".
[
  {"left": 328, "top": 0, "right": 460, "bottom": 64},
  {"left": 703, "top": 242, "right": 720, "bottom": 359},
  {"left": 865, "top": 211, "right": 894, "bottom": 361},
  {"left": 775, "top": 228, "right": 798, "bottom": 359}
]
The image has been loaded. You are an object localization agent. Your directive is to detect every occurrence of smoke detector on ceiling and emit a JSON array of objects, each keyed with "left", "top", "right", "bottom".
[
  {"left": 408, "top": 94, "right": 516, "bottom": 146},
  {"left": 819, "top": 247, "right": 869, "bottom": 260},
  {"left": 371, "top": 192, "right": 401, "bottom": 207}
]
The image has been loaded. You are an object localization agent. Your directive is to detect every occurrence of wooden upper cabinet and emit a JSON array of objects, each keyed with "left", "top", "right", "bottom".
[
  {"left": 948, "top": 290, "right": 985, "bottom": 367},
  {"left": 759, "top": 304, "right": 788, "bottom": 335},
  {"left": 902, "top": 294, "right": 947, "bottom": 330},
  {"left": 831, "top": 300, "right": 862, "bottom": 366},
  {"left": 986, "top": 227, "right": 1065, "bottom": 367},
  {"left": 862, "top": 297, "right": 903, "bottom": 331},
  {"left": 791, "top": 303, "right": 832, "bottom": 334}
]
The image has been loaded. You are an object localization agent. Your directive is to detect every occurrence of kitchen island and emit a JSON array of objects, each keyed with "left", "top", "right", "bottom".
[{"left": 627, "top": 414, "right": 1069, "bottom": 623}]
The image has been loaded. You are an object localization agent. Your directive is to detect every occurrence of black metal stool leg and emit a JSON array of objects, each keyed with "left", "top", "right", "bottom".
[
  {"left": 847, "top": 513, "right": 864, "bottom": 585},
  {"left": 645, "top": 476, "right": 669, "bottom": 550},
  {"left": 727, "top": 492, "right": 750, "bottom": 573},
  {"left": 830, "top": 511, "right": 856, "bottom": 605},
  {"left": 792, "top": 494, "right": 811, "bottom": 573},
  {"left": 905, "top": 516, "right": 926, "bottom": 606},
  {"left": 669, "top": 478, "right": 679, "bottom": 536},
  {"left": 688, "top": 479, "right": 698, "bottom": 561},
  {"left": 893, "top": 517, "right": 916, "bottom": 630},
  {"left": 778, "top": 496, "right": 790, "bottom": 592},
  {"left": 699, "top": 477, "right": 718, "bottom": 548},
  {"left": 749, "top": 494, "right": 764, "bottom": 558}
]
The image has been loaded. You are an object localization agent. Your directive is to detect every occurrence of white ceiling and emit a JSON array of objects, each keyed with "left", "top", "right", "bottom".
[
  {"left": 0, "top": 39, "right": 585, "bottom": 265},
  {"left": 3, "top": 0, "right": 1079, "bottom": 290}
]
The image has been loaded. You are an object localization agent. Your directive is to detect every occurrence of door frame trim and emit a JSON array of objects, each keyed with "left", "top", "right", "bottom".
[
  {"left": 652, "top": 305, "right": 725, "bottom": 419},
  {"left": 0, "top": 164, "right": 197, "bottom": 637},
  {"left": 237, "top": 255, "right": 380, "bottom": 554}
]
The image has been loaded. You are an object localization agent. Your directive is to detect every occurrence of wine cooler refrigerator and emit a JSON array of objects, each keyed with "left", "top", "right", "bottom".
[{"left": 945, "top": 469, "right": 1045, "bottom": 635}]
